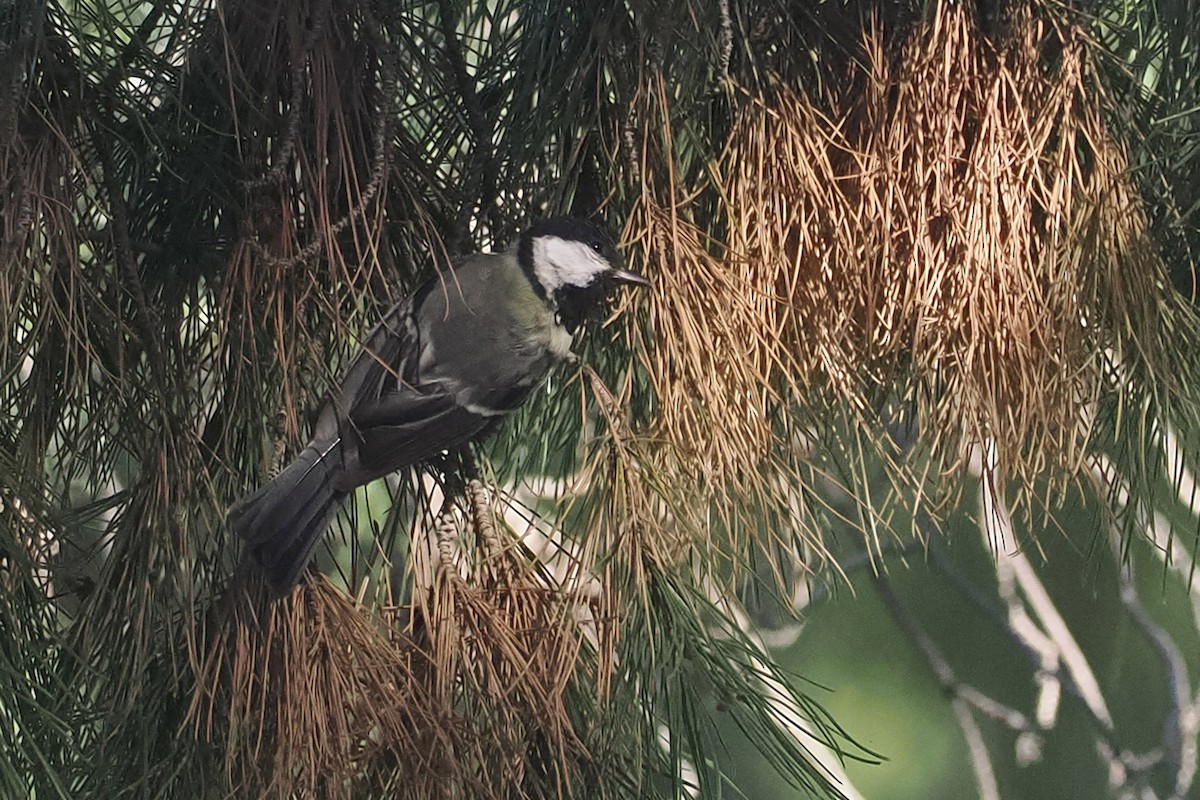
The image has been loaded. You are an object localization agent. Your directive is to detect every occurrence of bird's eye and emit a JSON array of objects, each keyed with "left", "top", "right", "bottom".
[{"left": 589, "top": 240, "right": 603, "bottom": 254}]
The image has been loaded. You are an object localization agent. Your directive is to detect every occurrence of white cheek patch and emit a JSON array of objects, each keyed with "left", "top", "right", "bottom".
[{"left": 532, "top": 236, "right": 610, "bottom": 292}]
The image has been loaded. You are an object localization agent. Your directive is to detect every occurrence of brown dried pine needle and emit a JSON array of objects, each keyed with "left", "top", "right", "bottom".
[
  {"left": 191, "top": 485, "right": 593, "bottom": 799},
  {"left": 706, "top": 5, "right": 1175, "bottom": 507}
]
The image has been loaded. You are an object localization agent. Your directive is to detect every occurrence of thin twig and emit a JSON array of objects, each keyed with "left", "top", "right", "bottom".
[
  {"left": 1093, "top": 452, "right": 1200, "bottom": 799},
  {"left": 952, "top": 697, "right": 1002, "bottom": 800},
  {"left": 869, "top": 570, "right": 1005, "bottom": 800},
  {"left": 717, "top": 0, "right": 733, "bottom": 81},
  {"left": 436, "top": 0, "right": 501, "bottom": 233},
  {"left": 977, "top": 442, "right": 1114, "bottom": 730}
]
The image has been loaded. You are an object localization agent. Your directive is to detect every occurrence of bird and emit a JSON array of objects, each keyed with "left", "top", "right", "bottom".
[{"left": 228, "top": 217, "right": 649, "bottom": 593}]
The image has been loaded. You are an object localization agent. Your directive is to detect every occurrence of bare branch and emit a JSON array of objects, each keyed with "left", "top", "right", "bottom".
[
  {"left": 870, "top": 570, "right": 1009, "bottom": 799},
  {"left": 952, "top": 697, "right": 1002, "bottom": 800},
  {"left": 977, "top": 441, "right": 1114, "bottom": 730},
  {"left": 1092, "top": 452, "right": 1200, "bottom": 799}
]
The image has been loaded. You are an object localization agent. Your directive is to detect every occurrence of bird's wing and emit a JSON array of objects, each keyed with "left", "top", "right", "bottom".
[
  {"left": 336, "top": 297, "right": 421, "bottom": 409},
  {"left": 329, "top": 282, "right": 495, "bottom": 483},
  {"left": 329, "top": 255, "right": 558, "bottom": 486},
  {"left": 346, "top": 389, "right": 492, "bottom": 473}
]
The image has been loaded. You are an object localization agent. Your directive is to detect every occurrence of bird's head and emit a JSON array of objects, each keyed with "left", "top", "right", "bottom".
[{"left": 517, "top": 217, "right": 649, "bottom": 333}]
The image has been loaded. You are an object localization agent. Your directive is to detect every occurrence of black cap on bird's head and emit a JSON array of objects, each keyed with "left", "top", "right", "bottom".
[{"left": 518, "top": 217, "right": 649, "bottom": 332}]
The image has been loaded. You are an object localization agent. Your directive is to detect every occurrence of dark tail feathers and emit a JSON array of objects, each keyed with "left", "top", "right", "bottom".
[{"left": 228, "top": 441, "right": 348, "bottom": 593}]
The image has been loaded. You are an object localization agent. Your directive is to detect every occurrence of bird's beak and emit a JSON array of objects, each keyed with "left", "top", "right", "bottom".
[{"left": 609, "top": 268, "right": 651, "bottom": 288}]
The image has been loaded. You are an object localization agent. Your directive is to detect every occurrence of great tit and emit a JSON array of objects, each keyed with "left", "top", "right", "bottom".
[{"left": 229, "top": 217, "right": 648, "bottom": 592}]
